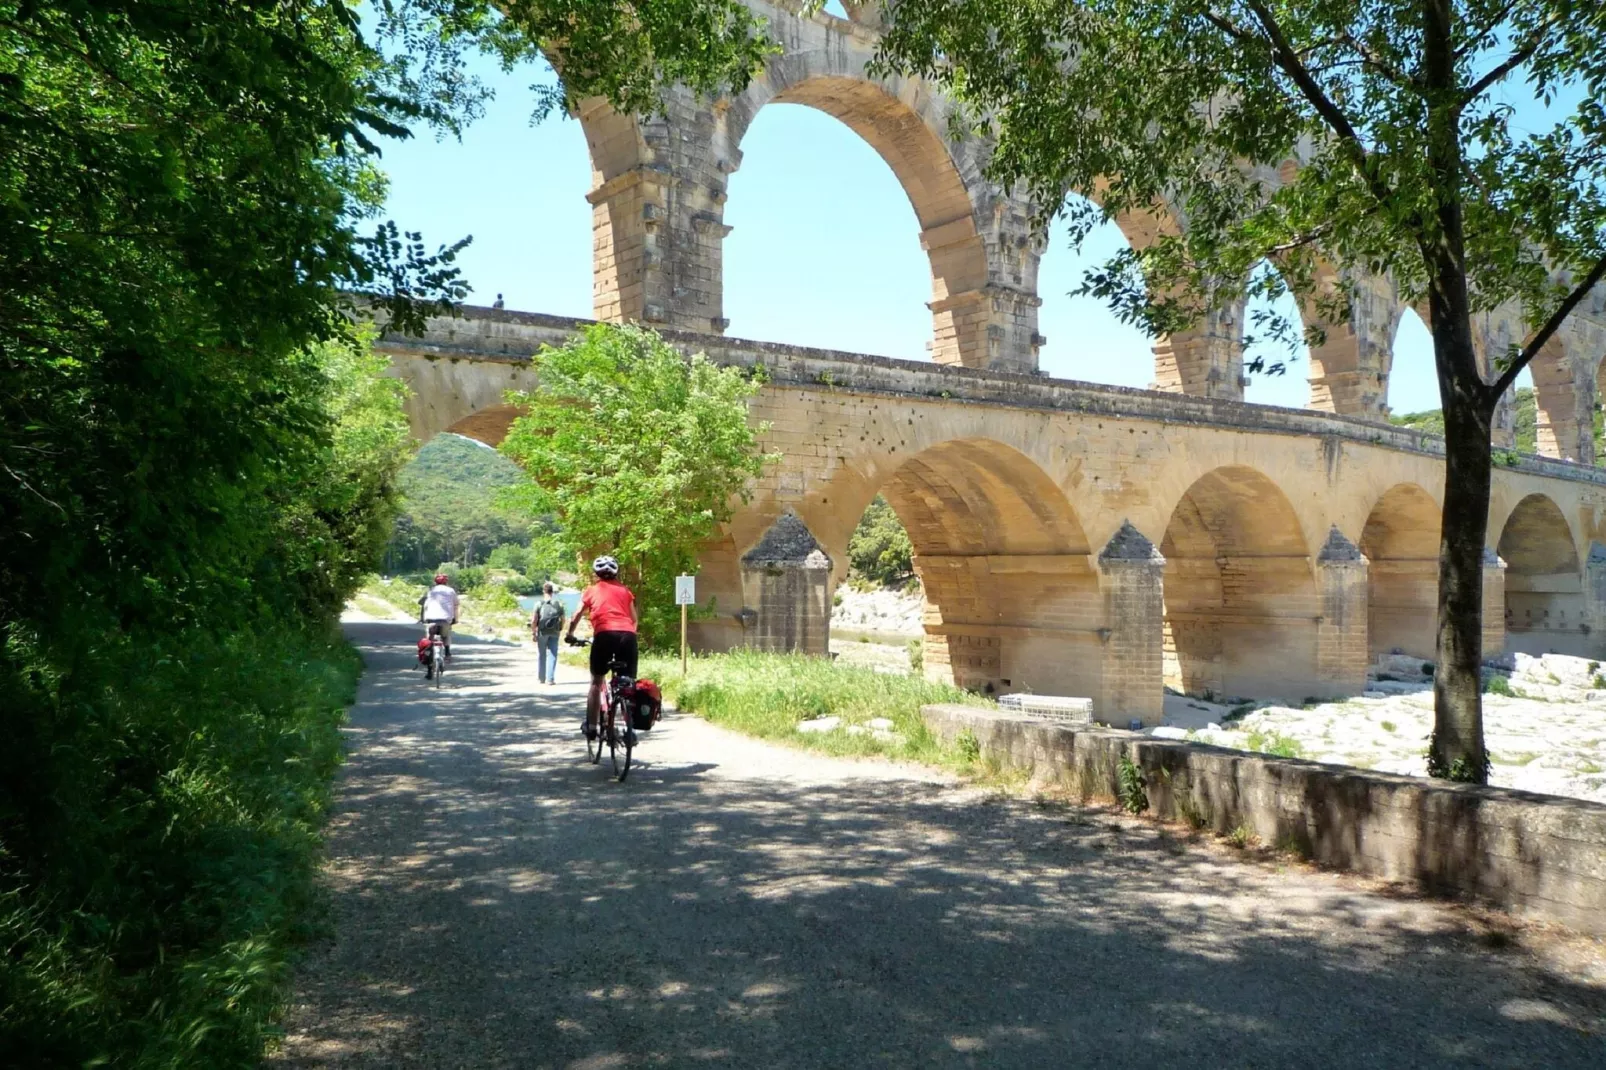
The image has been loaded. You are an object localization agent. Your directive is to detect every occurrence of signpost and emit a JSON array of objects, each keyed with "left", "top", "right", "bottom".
[{"left": 674, "top": 575, "right": 696, "bottom": 675}]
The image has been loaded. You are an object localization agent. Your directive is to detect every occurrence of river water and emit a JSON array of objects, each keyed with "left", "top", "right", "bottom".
[{"left": 516, "top": 591, "right": 581, "bottom": 617}]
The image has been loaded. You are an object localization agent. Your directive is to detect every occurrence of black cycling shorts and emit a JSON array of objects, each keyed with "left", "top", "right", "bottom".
[{"left": 590, "top": 630, "right": 638, "bottom": 679}]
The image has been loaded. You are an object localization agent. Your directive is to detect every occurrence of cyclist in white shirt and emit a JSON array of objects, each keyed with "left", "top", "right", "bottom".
[{"left": 419, "top": 573, "right": 460, "bottom": 659}]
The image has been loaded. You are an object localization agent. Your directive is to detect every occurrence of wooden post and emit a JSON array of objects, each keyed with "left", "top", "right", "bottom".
[{"left": 675, "top": 574, "right": 694, "bottom": 676}]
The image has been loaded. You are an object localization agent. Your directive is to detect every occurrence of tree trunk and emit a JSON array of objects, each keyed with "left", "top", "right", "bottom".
[
  {"left": 1426, "top": 225, "right": 1494, "bottom": 784},
  {"left": 1432, "top": 381, "right": 1492, "bottom": 782},
  {"left": 1423, "top": 0, "right": 1491, "bottom": 783}
]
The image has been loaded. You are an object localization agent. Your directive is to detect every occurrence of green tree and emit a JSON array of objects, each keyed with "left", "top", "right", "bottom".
[
  {"left": 1, "top": 0, "right": 772, "bottom": 1060},
  {"left": 385, "top": 433, "right": 532, "bottom": 571},
  {"left": 270, "top": 329, "right": 415, "bottom": 619},
  {"left": 876, "top": 0, "right": 1606, "bottom": 783},
  {"left": 849, "top": 496, "right": 916, "bottom": 587},
  {"left": 499, "top": 324, "right": 773, "bottom": 644},
  {"left": 1392, "top": 388, "right": 1539, "bottom": 454},
  {"left": 2, "top": 0, "right": 771, "bottom": 636}
]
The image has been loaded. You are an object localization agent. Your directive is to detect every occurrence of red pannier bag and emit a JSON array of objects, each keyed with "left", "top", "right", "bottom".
[
  {"left": 629, "top": 679, "right": 663, "bottom": 731},
  {"left": 416, "top": 637, "right": 433, "bottom": 665}
]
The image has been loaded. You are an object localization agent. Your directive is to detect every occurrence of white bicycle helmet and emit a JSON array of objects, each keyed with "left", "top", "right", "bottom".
[{"left": 592, "top": 554, "right": 620, "bottom": 578}]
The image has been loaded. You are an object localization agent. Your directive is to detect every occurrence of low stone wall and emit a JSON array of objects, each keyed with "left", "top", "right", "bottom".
[{"left": 924, "top": 703, "right": 1606, "bottom": 935}]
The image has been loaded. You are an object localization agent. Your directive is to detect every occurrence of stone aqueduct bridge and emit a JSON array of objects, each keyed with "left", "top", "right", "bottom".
[
  {"left": 378, "top": 307, "right": 1606, "bottom": 725},
  {"left": 568, "top": 0, "right": 1606, "bottom": 459},
  {"left": 378, "top": 1, "right": 1606, "bottom": 722}
]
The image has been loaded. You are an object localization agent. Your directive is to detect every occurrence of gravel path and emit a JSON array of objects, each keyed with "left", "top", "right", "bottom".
[{"left": 274, "top": 621, "right": 1606, "bottom": 1068}]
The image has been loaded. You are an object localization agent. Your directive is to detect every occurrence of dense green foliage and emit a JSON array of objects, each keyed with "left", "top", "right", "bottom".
[
  {"left": 1391, "top": 388, "right": 1539, "bottom": 454},
  {"left": 385, "top": 433, "right": 531, "bottom": 570},
  {"left": 0, "top": 632, "right": 357, "bottom": 1068},
  {"left": 500, "top": 324, "right": 774, "bottom": 645},
  {"left": 639, "top": 650, "right": 989, "bottom": 763},
  {"left": 0, "top": 329, "right": 409, "bottom": 1067},
  {"left": 1, "top": 0, "right": 771, "bottom": 1061},
  {"left": 848, "top": 496, "right": 915, "bottom": 587},
  {"left": 875, "top": 0, "right": 1606, "bottom": 783}
]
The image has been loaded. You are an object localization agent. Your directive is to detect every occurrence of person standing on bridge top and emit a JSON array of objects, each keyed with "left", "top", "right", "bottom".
[
  {"left": 565, "top": 555, "right": 637, "bottom": 742},
  {"left": 531, "top": 581, "right": 566, "bottom": 685}
]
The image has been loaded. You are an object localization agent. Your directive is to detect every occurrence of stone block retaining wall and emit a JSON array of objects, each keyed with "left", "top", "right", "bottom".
[{"left": 923, "top": 704, "right": 1606, "bottom": 936}]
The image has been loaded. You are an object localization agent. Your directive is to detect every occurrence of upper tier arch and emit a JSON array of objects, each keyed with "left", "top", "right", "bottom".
[{"left": 566, "top": 0, "right": 1606, "bottom": 428}]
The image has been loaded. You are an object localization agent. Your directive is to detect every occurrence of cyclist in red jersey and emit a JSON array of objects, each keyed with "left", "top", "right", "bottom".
[{"left": 565, "top": 555, "right": 638, "bottom": 740}]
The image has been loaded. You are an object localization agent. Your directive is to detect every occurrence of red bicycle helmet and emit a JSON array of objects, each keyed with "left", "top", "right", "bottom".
[{"left": 433, "top": 573, "right": 450, "bottom": 585}]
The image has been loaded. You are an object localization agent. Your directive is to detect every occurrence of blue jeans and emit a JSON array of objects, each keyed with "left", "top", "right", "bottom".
[{"left": 536, "top": 633, "right": 560, "bottom": 683}]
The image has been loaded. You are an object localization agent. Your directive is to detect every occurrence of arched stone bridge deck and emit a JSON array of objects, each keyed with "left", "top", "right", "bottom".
[{"left": 378, "top": 305, "right": 1606, "bottom": 724}]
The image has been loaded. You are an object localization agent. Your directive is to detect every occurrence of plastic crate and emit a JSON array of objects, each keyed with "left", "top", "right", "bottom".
[{"left": 997, "top": 693, "right": 1094, "bottom": 723}]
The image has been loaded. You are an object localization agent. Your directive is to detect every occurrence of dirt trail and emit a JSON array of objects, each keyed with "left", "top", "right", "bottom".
[{"left": 274, "top": 621, "right": 1606, "bottom": 1068}]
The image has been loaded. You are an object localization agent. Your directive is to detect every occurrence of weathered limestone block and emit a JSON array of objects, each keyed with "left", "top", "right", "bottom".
[
  {"left": 1483, "top": 548, "right": 1507, "bottom": 658},
  {"left": 1584, "top": 542, "right": 1606, "bottom": 643},
  {"left": 1529, "top": 336, "right": 1594, "bottom": 463},
  {"left": 1096, "top": 521, "right": 1166, "bottom": 726},
  {"left": 921, "top": 703, "right": 1606, "bottom": 936},
  {"left": 1315, "top": 526, "right": 1369, "bottom": 696},
  {"left": 1306, "top": 270, "right": 1395, "bottom": 421},
  {"left": 580, "top": 91, "right": 730, "bottom": 334},
  {"left": 1151, "top": 298, "right": 1246, "bottom": 400},
  {"left": 739, "top": 513, "right": 833, "bottom": 655}
]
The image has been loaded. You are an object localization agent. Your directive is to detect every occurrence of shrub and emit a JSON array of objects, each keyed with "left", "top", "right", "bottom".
[
  {"left": 1177, "top": 796, "right": 1209, "bottom": 830},
  {"left": 906, "top": 637, "right": 924, "bottom": 675},
  {"left": 437, "top": 563, "right": 488, "bottom": 591},
  {"left": 486, "top": 543, "right": 532, "bottom": 574},
  {"left": 472, "top": 583, "right": 521, "bottom": 614},
  {"left": 1223, "top": 702, "right": 1256, "bottom": 724},
  {"left": 1116, "top": 755, "right": 1149, "bottom": 814},
  {"left": 0, "top": 624, "right": 354, "bottom": 1067},
  {"left": 1245, "top": 729, "right": 1306, "bottom": 759},
  {"left": 1226, "top": 823, "right": 1261, "bottom": 850},
  {"left": 1484, "top": 673, "right": 1514, "bottom": 696},
  {"left": 503, "top": 573, "right": 539, "bottom": 596}
]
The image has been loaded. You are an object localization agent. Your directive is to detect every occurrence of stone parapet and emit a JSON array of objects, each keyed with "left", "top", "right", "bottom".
[
  {"left": 377, "top": 304, "right": 1606, "bottom": 490},
  {"left": 923, "top": 703, "right": 1606, "bottom": 936}
]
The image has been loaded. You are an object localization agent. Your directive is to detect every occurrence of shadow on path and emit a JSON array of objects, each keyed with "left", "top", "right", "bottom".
[{"left": 273, "top": 623, "right": 1606, "bottom": 1068}]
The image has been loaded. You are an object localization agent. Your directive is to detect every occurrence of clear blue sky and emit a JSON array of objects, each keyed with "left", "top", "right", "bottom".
[{"left": 374, "top": 25, "right": 1561, "bottom": 417}]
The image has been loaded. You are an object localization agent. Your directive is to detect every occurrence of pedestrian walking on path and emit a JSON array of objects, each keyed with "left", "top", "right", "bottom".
[{"left": 531, "top": 582, "right": 566, "bottom": 684}]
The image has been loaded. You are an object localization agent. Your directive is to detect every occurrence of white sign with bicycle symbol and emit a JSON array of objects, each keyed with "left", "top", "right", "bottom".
[{"left": 675, "top": 575, "right": 696, "bottom": 605}]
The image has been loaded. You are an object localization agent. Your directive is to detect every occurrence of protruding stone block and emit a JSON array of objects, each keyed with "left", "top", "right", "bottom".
[
  {"left": 1583, "top": 542, "right": 1606, "bottom": 651},
  {"left": 739, "top": 513, "right": 834, "bottom": 656},
  {"left": 1315, "top": 526, "right": 1369, "bottom": 696},
  {"left": 1150, "top": 299, "right": 1246, "bottom": 400},
  {"left": 1096, "top": 521, "right": 1166, "bottom": 726}
]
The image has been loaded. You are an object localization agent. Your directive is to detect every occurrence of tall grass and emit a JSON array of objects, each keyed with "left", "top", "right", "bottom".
[
  {"left": 0, "top": 624, "right": 354, "bottom": 1068},
  {"left": 639, "top": 650, "right": 991, "bottom": 764}
]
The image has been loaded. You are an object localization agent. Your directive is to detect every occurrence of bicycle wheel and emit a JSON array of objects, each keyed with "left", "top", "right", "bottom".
[
  {"left": 433, "top": 644, "right": 445, "bottom": 688},
  {"left": 608, "top": 707, "right": 634, "bottom": 781}
]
